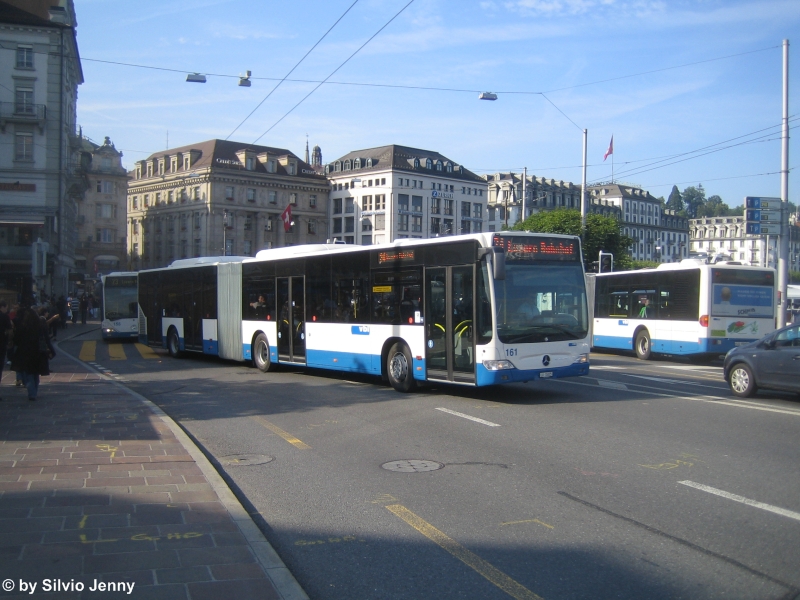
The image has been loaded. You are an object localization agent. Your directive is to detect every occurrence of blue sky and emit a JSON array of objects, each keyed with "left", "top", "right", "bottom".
[{"left": 76, "top": 0, "right": 799, "bottom": 207}]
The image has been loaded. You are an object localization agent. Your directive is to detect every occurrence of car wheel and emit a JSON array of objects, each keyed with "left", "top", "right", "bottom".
[
  {"left": 167, "top": 328, "right": 182, "bottom": 358},
  {"left": 729, "top": 363, "right": 757, "bottom": 397},
  {"left": 387, "top": 342, "right": 416, "bottom": 393},
  {"left": 253, "top": 333, "right": 274, "bottom": 372},
  {"left": 634, "top": 329, "right": 652, "bottom": 360}
]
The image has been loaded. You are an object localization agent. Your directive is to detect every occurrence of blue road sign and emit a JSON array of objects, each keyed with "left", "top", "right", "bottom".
[
  {"left": 745, "top": 196, "right": 781, "bottom": 210},
  {"left": 746, "top": 223, "right": 781, "bottom": 235}
]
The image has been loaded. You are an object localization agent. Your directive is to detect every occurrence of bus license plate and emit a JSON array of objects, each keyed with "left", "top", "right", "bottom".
[
  {"left": 735, "top": 342, "right": 748, "bottom": 346},
  {"left": 540, "top": 372, "right": 553, "bottom": 378}
]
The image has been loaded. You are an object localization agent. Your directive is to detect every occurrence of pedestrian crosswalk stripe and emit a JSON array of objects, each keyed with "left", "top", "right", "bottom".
[
  {"left": 134, "top": 343, "right": 159, "bottom": 359},
  {"left": 107, "top": 343, "right": 127, "bottom": 360},
  {"left": 79, "top": 341, "right": 96, "bottom": 362}
]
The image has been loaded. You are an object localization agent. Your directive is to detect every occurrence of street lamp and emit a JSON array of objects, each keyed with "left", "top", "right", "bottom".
[{"left": 223, "top": 210, "right": 228, "bottom": 256}]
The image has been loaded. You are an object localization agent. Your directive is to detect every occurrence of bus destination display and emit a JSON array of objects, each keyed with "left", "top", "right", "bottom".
[
  {"left": 493, "top": 236, "right": 580, "bottom": 261},
  {"left": 378, "top": 250, "right": 415, "bottom": 265},
  {"left": 105, "top": 276, "right": 137, "bottom": 288}
]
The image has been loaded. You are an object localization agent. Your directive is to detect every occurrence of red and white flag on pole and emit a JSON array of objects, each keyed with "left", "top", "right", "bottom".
[
  {"left": 603, "top": 136, "right": 614, "bottom": 161},
  {"left": 281, "top": 204, "right": 292, "bottom": 232}
]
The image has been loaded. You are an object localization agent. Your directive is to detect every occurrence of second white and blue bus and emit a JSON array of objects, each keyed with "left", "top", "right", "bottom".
[
  {"left": 137, "top": 233, "right": 591, "bottom": 391},
  {"left": 591, "top": 262, "right": 776, "bottom": 360},
  {"left": 101, "top": 272, "right": 139, "bottom": 341}
]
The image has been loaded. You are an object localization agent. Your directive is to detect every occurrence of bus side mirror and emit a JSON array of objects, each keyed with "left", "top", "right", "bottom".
[{"left": 478, "top": 247, "right": 505, "bottom": 280}]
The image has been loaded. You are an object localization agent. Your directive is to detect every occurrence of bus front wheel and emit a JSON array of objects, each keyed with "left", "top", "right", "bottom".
[
  {"left": 634, "top": 330, "right": 651, "bottom": 360},
  {"left": 253, "top": 333, "right": 274, "bottom": 373},
  {"left": 387, "top": 342, "right": 416, "bottom": 393},
  {"left": 167, "top": 329, "right": 182, "bottom": 358}
]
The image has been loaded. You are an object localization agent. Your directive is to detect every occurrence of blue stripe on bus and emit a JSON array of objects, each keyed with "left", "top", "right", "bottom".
[
  {"left": 476, "top": 362, "right": 589, "bottom": 386},
  {"left": 306, "top": 349, "right": 383, "bottom": 375},
  {"left": 593, "top": 334, "right": 758, "bottom": 355}
]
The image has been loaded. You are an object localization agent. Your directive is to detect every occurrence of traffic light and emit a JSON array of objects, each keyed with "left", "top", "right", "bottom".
[{"left": 598, "top": 252, "right": 613, "bottom": 273}]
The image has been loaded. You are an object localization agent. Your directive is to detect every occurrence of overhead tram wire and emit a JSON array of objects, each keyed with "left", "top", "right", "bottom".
[
  {"left": 77, "top": 44, "right": 781, "bottom": 100},
  {"left": 588, "top": 117, "right": 800, "bottom": 184},
  {"left": 252, "top": 0, "right": 416, "bottom": 144},
  {"left": 225, "top": 0, "right": 361, "bottom": 141}
]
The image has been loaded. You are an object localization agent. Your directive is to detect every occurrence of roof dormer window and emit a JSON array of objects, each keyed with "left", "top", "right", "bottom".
[
  {"left": 425, "top": 158, "right": 432, "bottom": 169},
  {"left": 344, "top": 159, "right": 351, "bottom": 171},
  {"left": 335, "top": 161, "right": 341, "bottom": 172},
  {"left": 413, "top": 158, "right": 420, "bottom": 168},
  {"left": 366, "top": 158, "right": 373, "bottom": 167},
  {"left": 436, "top": 160, "right": 443, "bottom": 171},
  {"left": 354, "top": 158, "right": 361, "bottom": 169}
]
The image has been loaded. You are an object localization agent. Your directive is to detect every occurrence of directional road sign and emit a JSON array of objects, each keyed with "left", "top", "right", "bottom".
[
  {"left": 745, "top": 223, "right": 781, "bottom": 235},
  {"left": 746, "top": 209, "right": 783, "bottom": 223},
  {"left": 745, "top": 196, "right": 781, "bottom": 210}
]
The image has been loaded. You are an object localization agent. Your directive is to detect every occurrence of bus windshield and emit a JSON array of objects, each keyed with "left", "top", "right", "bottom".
[
  {"left": 494, "top": 263, "right": 589, "bottom": 343},
  {"left": 104, "top": 278, "right": 138, "bottom": 320}
]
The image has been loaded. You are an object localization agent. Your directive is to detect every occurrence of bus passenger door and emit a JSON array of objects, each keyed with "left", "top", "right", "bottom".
[
  {"left": 277, "top": 277, "right": 306, "bottom": 363},
  {"left": 425, "top": 265, "right": 475, "bottom": 384}
]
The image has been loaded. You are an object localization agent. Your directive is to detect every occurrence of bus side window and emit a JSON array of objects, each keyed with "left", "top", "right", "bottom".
[{"left": 659, "top": 288, "right": 671, "bottom": 319}]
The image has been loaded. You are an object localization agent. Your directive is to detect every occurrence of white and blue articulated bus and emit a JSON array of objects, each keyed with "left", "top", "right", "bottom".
[
  {"left": 592, "top": 262, "right": 776, "bottom": 360},
  {"left": 100, "top": 272, "right": 139, "bottom": 340},
  {"left": 137, "top": 233, "right": 590, "bottom": 391}
]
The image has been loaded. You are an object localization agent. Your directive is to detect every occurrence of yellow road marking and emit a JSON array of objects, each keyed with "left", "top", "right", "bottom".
[
  {"left": 134, "top": 343, "right": 159, "bottom": 359},
  {"left": 250, "top": 415, "right": 311, "bottom": 449},
  {"left": 386, "top": 504, "right": 543, "bottom": 600},
  {"left": 78, "top": 515, "right": 88, "bottom": 529},
  {"left": 107, "top": 343, "right": 127, "bottom": 360},
  {"left": 500, "top": 519, "right": 554, "bottom": 530},
  {"left": 79, "top": 341, "right": 96, "bottom": 362},
  {"left": 96, "top": 444, "right": 118, "bottom": 459}
]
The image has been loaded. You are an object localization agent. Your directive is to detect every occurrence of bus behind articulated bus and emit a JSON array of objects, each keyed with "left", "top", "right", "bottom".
[
  {"left": 101, "top": 272, "right": 139, "bottom": 341},
  {"left": 592, "top": 262, "right": 776, "bottom": 360}
]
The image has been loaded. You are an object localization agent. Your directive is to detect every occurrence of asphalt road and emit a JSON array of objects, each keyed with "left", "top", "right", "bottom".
[{"left": 62, "top": 331, "right": 800, "bottom": 600}]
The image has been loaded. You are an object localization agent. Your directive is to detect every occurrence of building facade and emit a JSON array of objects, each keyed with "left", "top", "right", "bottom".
[
  {"left": 483, "top": 172, "right": 621, "bottom": 230},
  {"left": 0, "top": 0, "right": 84, "bottom": 299},
  {"left": 689, "top": 214, "right": 800, "bottom": 271},
  {"left": 589, "top": 183, "right": 689, "bottom": 263},
  {"left": 325, "top": 145, "right": 487, "bottom": 244},
  {"left": 74, "top": 136, "right": 128, "bottom": 280},
  {"left": 127, "top": 139, "right": 329, "bottom": 269}
]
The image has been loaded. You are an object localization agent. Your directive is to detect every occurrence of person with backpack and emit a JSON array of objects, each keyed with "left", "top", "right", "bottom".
[{"left": 11, "top": 299, "right": 56, "bottom": 402}]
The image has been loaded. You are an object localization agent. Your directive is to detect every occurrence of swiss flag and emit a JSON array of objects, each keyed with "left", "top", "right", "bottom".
[
  {"left": 603, "top": 136, "right": 614, "bottom": 161},
  {"left": 281, "top": 204, "right": 292, "bottom": 232}
]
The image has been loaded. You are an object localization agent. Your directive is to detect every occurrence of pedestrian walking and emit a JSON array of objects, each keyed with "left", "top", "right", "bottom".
[
  {"left": 69, "top": 295, "right": 79, "bottom": 324},
  {"left": 79, "top": 294, "right": 88, "bottom": 325},
  {"left": 10, "top": 299, "right": 56, "bottom": 402}
]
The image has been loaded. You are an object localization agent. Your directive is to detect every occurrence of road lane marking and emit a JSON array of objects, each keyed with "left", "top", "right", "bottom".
[
  {"left": 135, "top": 343, "right": 159, "bottom": 359},
  {"left": 250, "top": 415, "right": 311, "bottom": 449},
  {"left": 386, "top": 504, "right": 543, "bottom": 600},
  {"left": 107, "top": 343, "right": 127, "bottom": 360},
  {"left": 559, "top": 379, "right": 800, "bottom": 417},
  {"left": 597, "top": 380, "right": 628, "bottom": 390},
  {"left": 679, "top": 481, "right": 800, "bottom": 522},
  {"left": 500, "top": 519, "right": 554, "bottom": 530},
  {"left": 79, "top": 341, "right": 96, "bottom": 362},
  {"left": 435, "top": 407, "right": 500, "bottom": 427}
]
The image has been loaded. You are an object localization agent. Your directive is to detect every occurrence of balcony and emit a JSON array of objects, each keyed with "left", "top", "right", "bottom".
[{"left": 0, "top": 102, "right": 46, "bottom": 133}]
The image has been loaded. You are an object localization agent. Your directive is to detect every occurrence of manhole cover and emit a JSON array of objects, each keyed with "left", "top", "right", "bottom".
[
  {"left": 381, "top": 460, "right": 444, "bottom": 473},
  {"left": 219, "top": 454, "right": 274, "bottom": 466}
]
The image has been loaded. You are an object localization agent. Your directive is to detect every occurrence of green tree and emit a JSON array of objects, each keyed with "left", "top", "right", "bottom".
[
  {"left": 696, "top": 194, "right": 734, "bottom": 217},
  {"left": 513, "top": 209, "right": 634, "bottom": 271},
  {"left": 666, "top": 185, "right": 683, "bottom": 213},
  {"left": 682, "top": 184, "right": 706, "bottom": 219}
]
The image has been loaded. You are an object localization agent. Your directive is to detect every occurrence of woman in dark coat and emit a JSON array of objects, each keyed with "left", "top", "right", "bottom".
[{"left": 10, "top": 302, "right": 55, "bottom": 401}]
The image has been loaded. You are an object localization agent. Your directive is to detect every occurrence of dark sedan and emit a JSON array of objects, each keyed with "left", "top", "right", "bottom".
[{"left": 723, "top": 322, "right": 800, "bottom": 397}]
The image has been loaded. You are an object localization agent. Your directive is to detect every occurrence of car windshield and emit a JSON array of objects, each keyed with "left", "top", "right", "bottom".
[{"left": 493, "top": 263, "right": 589, "bottom": 344}]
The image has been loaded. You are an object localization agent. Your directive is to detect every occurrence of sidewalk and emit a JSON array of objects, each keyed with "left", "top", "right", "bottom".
[{"left": 0, "top": 323, "right": 307, "bottom": 599}]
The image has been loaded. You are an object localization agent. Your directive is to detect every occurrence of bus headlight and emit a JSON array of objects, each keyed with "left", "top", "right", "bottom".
[
  {"left": 483, "top": 360, "right": 515, "bottom": 370},
  {"left": 573, "top": 353, "right": 589, "bottom": 364},
  {"left": 103, "top": 327, "right": 116, "bottom": 334}
]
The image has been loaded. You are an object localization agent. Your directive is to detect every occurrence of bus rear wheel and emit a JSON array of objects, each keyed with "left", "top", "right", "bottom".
[
  {"left": 167, "top": 328, "right": 182, "bottom": 358},
  {"left": 253, "top": 333, "right": 274, "bottom": 372},
  {"left": 634, "top": 329, "right": 651, "bottom": 360},
  {"left": 387, "top": 342, "right": 416, "bottom": 393}
]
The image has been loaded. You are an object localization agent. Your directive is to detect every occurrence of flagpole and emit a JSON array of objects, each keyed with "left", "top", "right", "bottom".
[{"left": 611, "top": 143, "right": 614, "bottom": 184}]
